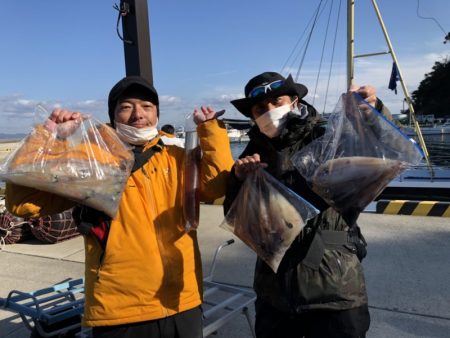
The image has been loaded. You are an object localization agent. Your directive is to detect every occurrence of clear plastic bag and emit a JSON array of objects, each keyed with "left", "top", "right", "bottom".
[
  {"left": 291, "top": 93, "right": 423, "bottom": 225},
  {"left": 183, "top": 114, "right": 201, "bottom": 231},
  {"left": 0, "top": 113, "right": 134, "bottom": 218},
  {"left": 220, "top": 169, "right": 319, "bottom": 273}
]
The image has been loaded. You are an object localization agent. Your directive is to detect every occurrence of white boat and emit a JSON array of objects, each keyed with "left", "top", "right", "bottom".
[
  {"left": 379, "top": 165, "right": 450, "bottom": 201},
  {"left": 171, "top": 127, "right": 249, "bottom": 144},
  {"left": 227, "top": 128, "right": 250, "bottom": 143},
  {"left": 302, "top": 0, "right": 450, "bottom": 205},
  {"left": 402, "top": 124, "right": 450, "bottom": 136}
]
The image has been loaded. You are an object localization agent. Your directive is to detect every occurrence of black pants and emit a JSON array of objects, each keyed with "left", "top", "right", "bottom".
[
  {"left": 91, "top": 306, "right": 203, "bottom": 338},
  {"left": 255, "top": 298, "right": 370, "bottom": 338}
]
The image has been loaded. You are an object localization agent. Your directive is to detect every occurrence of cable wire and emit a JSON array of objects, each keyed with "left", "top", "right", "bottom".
[
  {"left": 323, "top": 0, "right": 342, "bottom": 113},
  {"left": 280, "top": 9, "right": 318, "bottom": 75},
  {"left": 295, "top": 0, "right": 325, "bottom": 82},
  {"left": 113, "top": 2, "right": 133, "bottom": 45},
  {"left": 416, "top": 0, "right": 449, "bottom": 43},
  {"left": 313, "top": 0, "right": 333, "bottom": 106}
]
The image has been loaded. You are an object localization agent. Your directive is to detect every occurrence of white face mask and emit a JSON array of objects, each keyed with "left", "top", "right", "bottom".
[
  {"left": 255, "top": 100, "right": 298, "bottom": 138},
  {"left": 115, "top": 120, "right": 159, "bottom": 145}
]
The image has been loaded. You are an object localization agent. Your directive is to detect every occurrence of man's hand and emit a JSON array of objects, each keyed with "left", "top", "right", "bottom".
[
  {"left": 234, "top": 154, "right": 268, "bottom": 181},
  {"left": 348, "top": 85, "right": 379, "bottom": 120},
  {"left": 349, "top": 85, "right": 377, "bottom": 107},
  {"left": 45, "top": 108, "right": 86, "bottom": 138},
  {"left": 49, "top": 108, "right": 83, "bottom": 123},
  {"left": 193, "top": 106, "right": 225, "bottom": 125}
]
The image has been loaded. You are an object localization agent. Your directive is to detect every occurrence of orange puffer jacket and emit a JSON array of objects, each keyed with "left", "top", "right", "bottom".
[{"left": 6, "top": 119, "right": 234, "bottom": 326}]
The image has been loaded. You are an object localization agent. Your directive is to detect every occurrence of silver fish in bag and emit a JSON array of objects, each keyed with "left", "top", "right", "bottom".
[
  {"left": 312, "top": 156, "right": 404, "bottom": 224},
  {"left": 292, "top": 93, "right": 423, "bottom": 224},
  {"left": 221, "top": 169, "right": 319, "bottom": 272}
]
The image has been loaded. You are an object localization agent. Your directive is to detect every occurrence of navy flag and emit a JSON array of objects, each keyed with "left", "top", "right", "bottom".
[{"left": 388, "top": 62, "right": 400, "bottom": 94}]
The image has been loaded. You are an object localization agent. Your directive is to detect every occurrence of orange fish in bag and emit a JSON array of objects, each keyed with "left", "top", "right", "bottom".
[{"left": 0, "top": 116, "right": 134, "bottom": 218}]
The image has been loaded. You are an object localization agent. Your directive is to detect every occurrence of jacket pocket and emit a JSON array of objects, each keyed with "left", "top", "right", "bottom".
[{"left": 287, "top": 248, "right": 367, "bottom": 311}]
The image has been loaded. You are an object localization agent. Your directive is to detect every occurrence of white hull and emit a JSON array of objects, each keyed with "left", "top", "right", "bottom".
[{"left": 403, "top": 126, "right": 450, "bottom": 136}]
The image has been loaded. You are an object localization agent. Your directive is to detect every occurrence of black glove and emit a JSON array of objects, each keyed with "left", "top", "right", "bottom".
[{"left": 72, "top": 205, "right": 109, "bottom": 235}]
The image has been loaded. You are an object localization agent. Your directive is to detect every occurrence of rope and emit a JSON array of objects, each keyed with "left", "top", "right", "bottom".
[
  {"left": 0, "top": 236, "right": 5, "bottom": 250},
  {"left": 280, "top": 8, "right": 318, "bottom": 75},
  {"left": 295, "top": 0, "right": 325, "bottom": 82},
  {"left": 31, "top": 210, "right": 80, "bottom": 244},
  {"left": 312, "top": 0, "right": 333, "bottom": 106},
  {"left": 323, "top": 0, "right": 342, "bottom": 113},
  {"left": 416, "top": 0, "right": 447, "bottom": 36},
  {"left": 0, "top": 220, "right": 30, "bottom": 250},
  {"left": 113, "top": 2, "right": 133, "bottom": 45}
]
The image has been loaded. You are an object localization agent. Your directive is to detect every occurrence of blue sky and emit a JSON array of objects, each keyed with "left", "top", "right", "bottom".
[{"left": 0, "top": 0, "right": 449, "bottom": 134}]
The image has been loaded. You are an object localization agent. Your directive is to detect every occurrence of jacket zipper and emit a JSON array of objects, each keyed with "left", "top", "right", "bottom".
[
  {"left": 96, "top": 251, "right": 105, "bottom": 280},
  {"left": 143, "top": 164, "right": 171, "bottom": 317}
]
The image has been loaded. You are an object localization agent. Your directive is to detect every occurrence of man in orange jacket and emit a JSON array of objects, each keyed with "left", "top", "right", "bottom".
[{"left": 6, "top": 76, "right": 234, "bottom": 338}]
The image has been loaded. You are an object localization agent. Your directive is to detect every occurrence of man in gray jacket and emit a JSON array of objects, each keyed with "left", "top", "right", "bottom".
[{"left": 224, "top": 72, "right": 389, "bottom": 338}]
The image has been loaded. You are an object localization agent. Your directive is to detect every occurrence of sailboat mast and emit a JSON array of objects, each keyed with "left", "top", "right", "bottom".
[
  {"left": 370, "top": 0, "right": 414, "bottom": 118},
  {"left": 347, "top": 0, "right": 432, "bottom": 172},
  {"left": 369, "top": 0, "right": 432, "bottom": 168}
]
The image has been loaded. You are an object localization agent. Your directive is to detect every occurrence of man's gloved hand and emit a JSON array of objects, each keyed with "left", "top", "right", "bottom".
[{"left": 72, "top": 206, "right": 110, "bottom": 249}]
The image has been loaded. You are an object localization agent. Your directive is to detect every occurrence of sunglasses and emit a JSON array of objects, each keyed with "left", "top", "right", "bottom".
[{"left": 247, "top": 80, "right": 285, "bottom": 98}]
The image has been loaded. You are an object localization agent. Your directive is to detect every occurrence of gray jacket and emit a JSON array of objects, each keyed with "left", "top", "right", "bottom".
[{"left": 224, "top": 108, "right": 368, "bottom": 314}]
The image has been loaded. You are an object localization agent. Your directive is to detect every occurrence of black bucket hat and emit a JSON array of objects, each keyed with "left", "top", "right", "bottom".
[
  {"left": 108, "top": 75, "right": 159, "bottom": 125},
  {"left": 230, "top": 72, "right": 308, "bottom": 118}
]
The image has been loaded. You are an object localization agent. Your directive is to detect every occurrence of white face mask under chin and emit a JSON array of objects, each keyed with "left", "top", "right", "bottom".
[
  {"left": 255, "top": 101, "right": 297, "bottom": 138},
  {"left": 115, "top": 121, "right": 159, "bottom": 145}
]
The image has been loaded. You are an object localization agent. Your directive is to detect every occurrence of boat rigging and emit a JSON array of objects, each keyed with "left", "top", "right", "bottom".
[{"left": 281, "top": 0, "right": 435, "bottom": 175}]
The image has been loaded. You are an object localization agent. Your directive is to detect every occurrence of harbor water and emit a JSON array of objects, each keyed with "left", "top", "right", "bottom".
[
  {"left": 417, "top": 133, "right": 450, "bottom": 168},
  {"left": 231, "top": 133, "right": 450, "bottom": 169},
  {"left": 1, "top": 134, "right": 449, "bottom": 191}
]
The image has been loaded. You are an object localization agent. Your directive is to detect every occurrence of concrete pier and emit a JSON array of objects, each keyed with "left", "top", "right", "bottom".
[
  {"left": 0, "top": 142, "right": 19, "bottom": 161},
  {"left": 1, "top": 205, "right": 449, "bottom": 337}
]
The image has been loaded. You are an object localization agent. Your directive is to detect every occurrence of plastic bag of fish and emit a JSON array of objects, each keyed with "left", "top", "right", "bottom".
[
  {"left": 183, "top": 114, "right": 201, "bottom": 232},
  {"left": 291, "top": 93, "right": 423, "bottom": 225},
  {"left": 0, "top": 116, "right": 134, "bottom": 218},
  {"left": 220, "top": 169, "right": 319, "bottom": 273}
]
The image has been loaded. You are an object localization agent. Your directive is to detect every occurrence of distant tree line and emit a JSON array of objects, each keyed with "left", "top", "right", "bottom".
[{"left": 409, "top": 58, "right": 450, "bottom": 119}]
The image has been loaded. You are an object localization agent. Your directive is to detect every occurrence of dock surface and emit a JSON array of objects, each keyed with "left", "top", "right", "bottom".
[
  {"left": 1, "top": 205, "right": 449, "bottom": 337},
  {"left": 0, "top": 142, "right": 19, "bottom": 161}
]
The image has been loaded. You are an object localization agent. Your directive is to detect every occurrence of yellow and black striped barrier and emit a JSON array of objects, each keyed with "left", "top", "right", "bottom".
[
  {"left": 376, "top": 200, "right": 450, "bottom": 217},
  {"left": 212, "top": 197, "right": 225, "bottom": 205},
  {"left": 207, "top": 197, "right": 450, "bottom": 217},
  {"left": 202, "top": 197, "right": 225, "bottom": 206}
]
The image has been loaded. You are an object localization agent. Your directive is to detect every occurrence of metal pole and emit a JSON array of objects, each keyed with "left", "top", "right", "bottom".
[
  {"left": 370, "top": 0, "right": 433, "bottom": 174},
  {"left": 120, "top": 0, "right": 153, "bottom": 84},
  {"left": 347, "top": 0, "right": 355, "bottom": 89},
  {"left": 354, "top": 51, "right": 390, "bottom": 58}
]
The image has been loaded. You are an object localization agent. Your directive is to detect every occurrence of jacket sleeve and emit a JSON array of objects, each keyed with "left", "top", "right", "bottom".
[
  {"left": 5, "top": 182, "right": 76, "bottom": 218},
  {"left": 222, "top": 167, "right": 243, "bottom": 216},
  {"left": 196, "top": 119, "right": 234, "bottom": 202}
]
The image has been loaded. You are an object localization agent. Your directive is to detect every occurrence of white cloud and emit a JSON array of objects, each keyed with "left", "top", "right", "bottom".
[
  {"left": 160, "top": 95, "right": 181, "bottom": 103},
  {"left": 183, "top": 51, "right": 449, "bottom": 120},
  {"left": 218, "top": 94, "right": 244, "bottom": 101},
  {"left": 0, "top": 95, "right": 109, "bottom": 134},
  {"left": 1, "top": 49, "right": 447, "bottom": 136}
]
